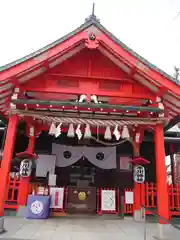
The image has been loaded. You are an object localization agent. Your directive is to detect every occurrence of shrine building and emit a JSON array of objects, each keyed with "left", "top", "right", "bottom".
[{"left": 0, "top": 10, "right": 180, "bottom": 225}]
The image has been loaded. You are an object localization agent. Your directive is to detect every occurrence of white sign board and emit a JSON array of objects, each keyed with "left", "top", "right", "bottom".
[
  {"left": 125, "top": 191, "right": 134, "bottom": 204},
  {"left": 50, "top": 187, "right": 64, "bottom": 209},
  {"left": 101, "top": 190, "right": 116, "bottom": 211},
  {"left": 133, "top": 165, "right": 145, "bottom": 183},
  {"left": 48, "top": 174, "right": 57, "bottom": 186}
]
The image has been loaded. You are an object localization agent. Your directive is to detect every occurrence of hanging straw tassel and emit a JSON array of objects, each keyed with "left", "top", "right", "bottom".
[
  {"left": 67, "top": 123, "right": 75, "bottom": 138},
  {"left": 49, "top": 122, "right": 56, "bottom": 136},
  {"left": 76, "top": 124, "right": 83, "bottom": 140},
  {"left": 122, "top": 125, "right": 130, "bottom": 139},
  {"left": 55, "top": 123, "right": 62, "bottom": 138},
  {"left": 104, "top": 126, "right": 112, "bottom": 140},
  {"left": 113, "top": 125, "right": 121, "bottom": 140},
  {"left": 84, "top": 124, "right": 92, "bottom": 139}
]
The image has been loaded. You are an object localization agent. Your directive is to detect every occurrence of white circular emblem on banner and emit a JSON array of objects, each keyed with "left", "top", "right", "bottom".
[
  {"left": 133, "top": 165, "right": 145, "bottom": 183},
  {"left": 30, "top": 200, "right": 43, "bottom": 214}
]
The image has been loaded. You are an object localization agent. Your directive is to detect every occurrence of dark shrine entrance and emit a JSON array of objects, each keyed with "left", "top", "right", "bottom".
[
  {"left": 27, "top": 131, "right": 134, "bottom": 215},
  {"left": 56, "top": 158, "right": 97, "bottom": 214},
  {"left": 55, "top": 157, "right": 119, "bottom": 214}
]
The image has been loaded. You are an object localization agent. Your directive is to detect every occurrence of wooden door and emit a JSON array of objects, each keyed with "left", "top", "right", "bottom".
[{"left": 67, "top": 187, "right": 96, "bottom": 213}]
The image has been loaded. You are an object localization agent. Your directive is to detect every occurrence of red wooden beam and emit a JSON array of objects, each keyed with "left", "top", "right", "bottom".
[
  {"left": 156, "top": 87, "right": 168, "bottom": 97},
  {"left": 47, "top": 73, "right": 134, "bottom": 83},
  {"left": 21, "top": 87, "right": 153, "bottom": 100},
  {"left": 128, "top": 66, "right": 136, "bottom": 78}
]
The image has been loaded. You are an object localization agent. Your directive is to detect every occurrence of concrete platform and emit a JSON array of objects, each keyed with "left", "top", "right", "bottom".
[{"left": 0, "top": 216, "right": 179, "bottom": 240}]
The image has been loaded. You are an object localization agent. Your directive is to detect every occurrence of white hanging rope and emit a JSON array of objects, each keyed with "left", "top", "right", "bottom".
[
  {"left": 91, "top": 136, "right": 132, "bottom": 146},
  {"left": 26, "top": 115, "right": 155, "bottom": 126}
]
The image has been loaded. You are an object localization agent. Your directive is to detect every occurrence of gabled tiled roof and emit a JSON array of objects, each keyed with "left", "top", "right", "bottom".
[{"left": 0, "top": 16, "right": 179, "bottom": 86}]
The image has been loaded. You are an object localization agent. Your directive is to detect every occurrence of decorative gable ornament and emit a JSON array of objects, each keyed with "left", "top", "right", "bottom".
[
  {"left": 122, "top": 125, "right": 130, "bottom": 139},
  {"left": 113, "top": 125, "right": 121, "bottom": 140},
  {"left": 67, "top": 123, "right": 75, "bottom": 138},
  {"left": 84, "top": 124, "right": 92, "bottom": 139},
  {"left": 104, "top": 126, "right": 112, "bottom": 140},
  {"left": 85, "top": 32, "right": 99, "bottom": 49}
]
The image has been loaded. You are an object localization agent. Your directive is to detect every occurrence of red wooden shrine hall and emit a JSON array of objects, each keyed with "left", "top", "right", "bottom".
[{"left": 0, "top": 11, "right": 179, "bottom": 223}]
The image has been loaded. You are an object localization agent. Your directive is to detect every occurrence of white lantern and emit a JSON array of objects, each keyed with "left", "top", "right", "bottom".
[
  {"left": 133, "top": 165, "right": 145, "bottom": 183},
  {"left": 20, "top": 159, "right": 32, "bottom": 177}
]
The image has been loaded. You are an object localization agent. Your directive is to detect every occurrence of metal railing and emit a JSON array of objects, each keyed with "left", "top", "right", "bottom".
[
  {"left": 142, "top": 205, "right": 180, "bottom": 230},
  {"left": 141, "top": 205, "right": 180, "bottom": 240}
]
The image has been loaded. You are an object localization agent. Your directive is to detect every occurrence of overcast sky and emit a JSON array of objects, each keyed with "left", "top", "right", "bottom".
[{"left": 0, "top": 0, "right": 180, "bottom": 76}]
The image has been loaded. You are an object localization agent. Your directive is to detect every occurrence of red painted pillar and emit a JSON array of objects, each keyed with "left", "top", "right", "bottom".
[
  {"left": 155, "top": 124, "right": 169, "bottom": 223},
  {"left": 134, "top": 183, "right": 141, "bottom": 210},
  {"left": 0, "top": 114, "right": 18, "bottom": 216},
  {"left": 170, "top": 144, "right": 176, "bottom": 185},
  {"left": 17, "top": 135, "right": 35, "bottom": 206},
  {"left": 133, "top": 142, "right": 142, "bottom": 220}
]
